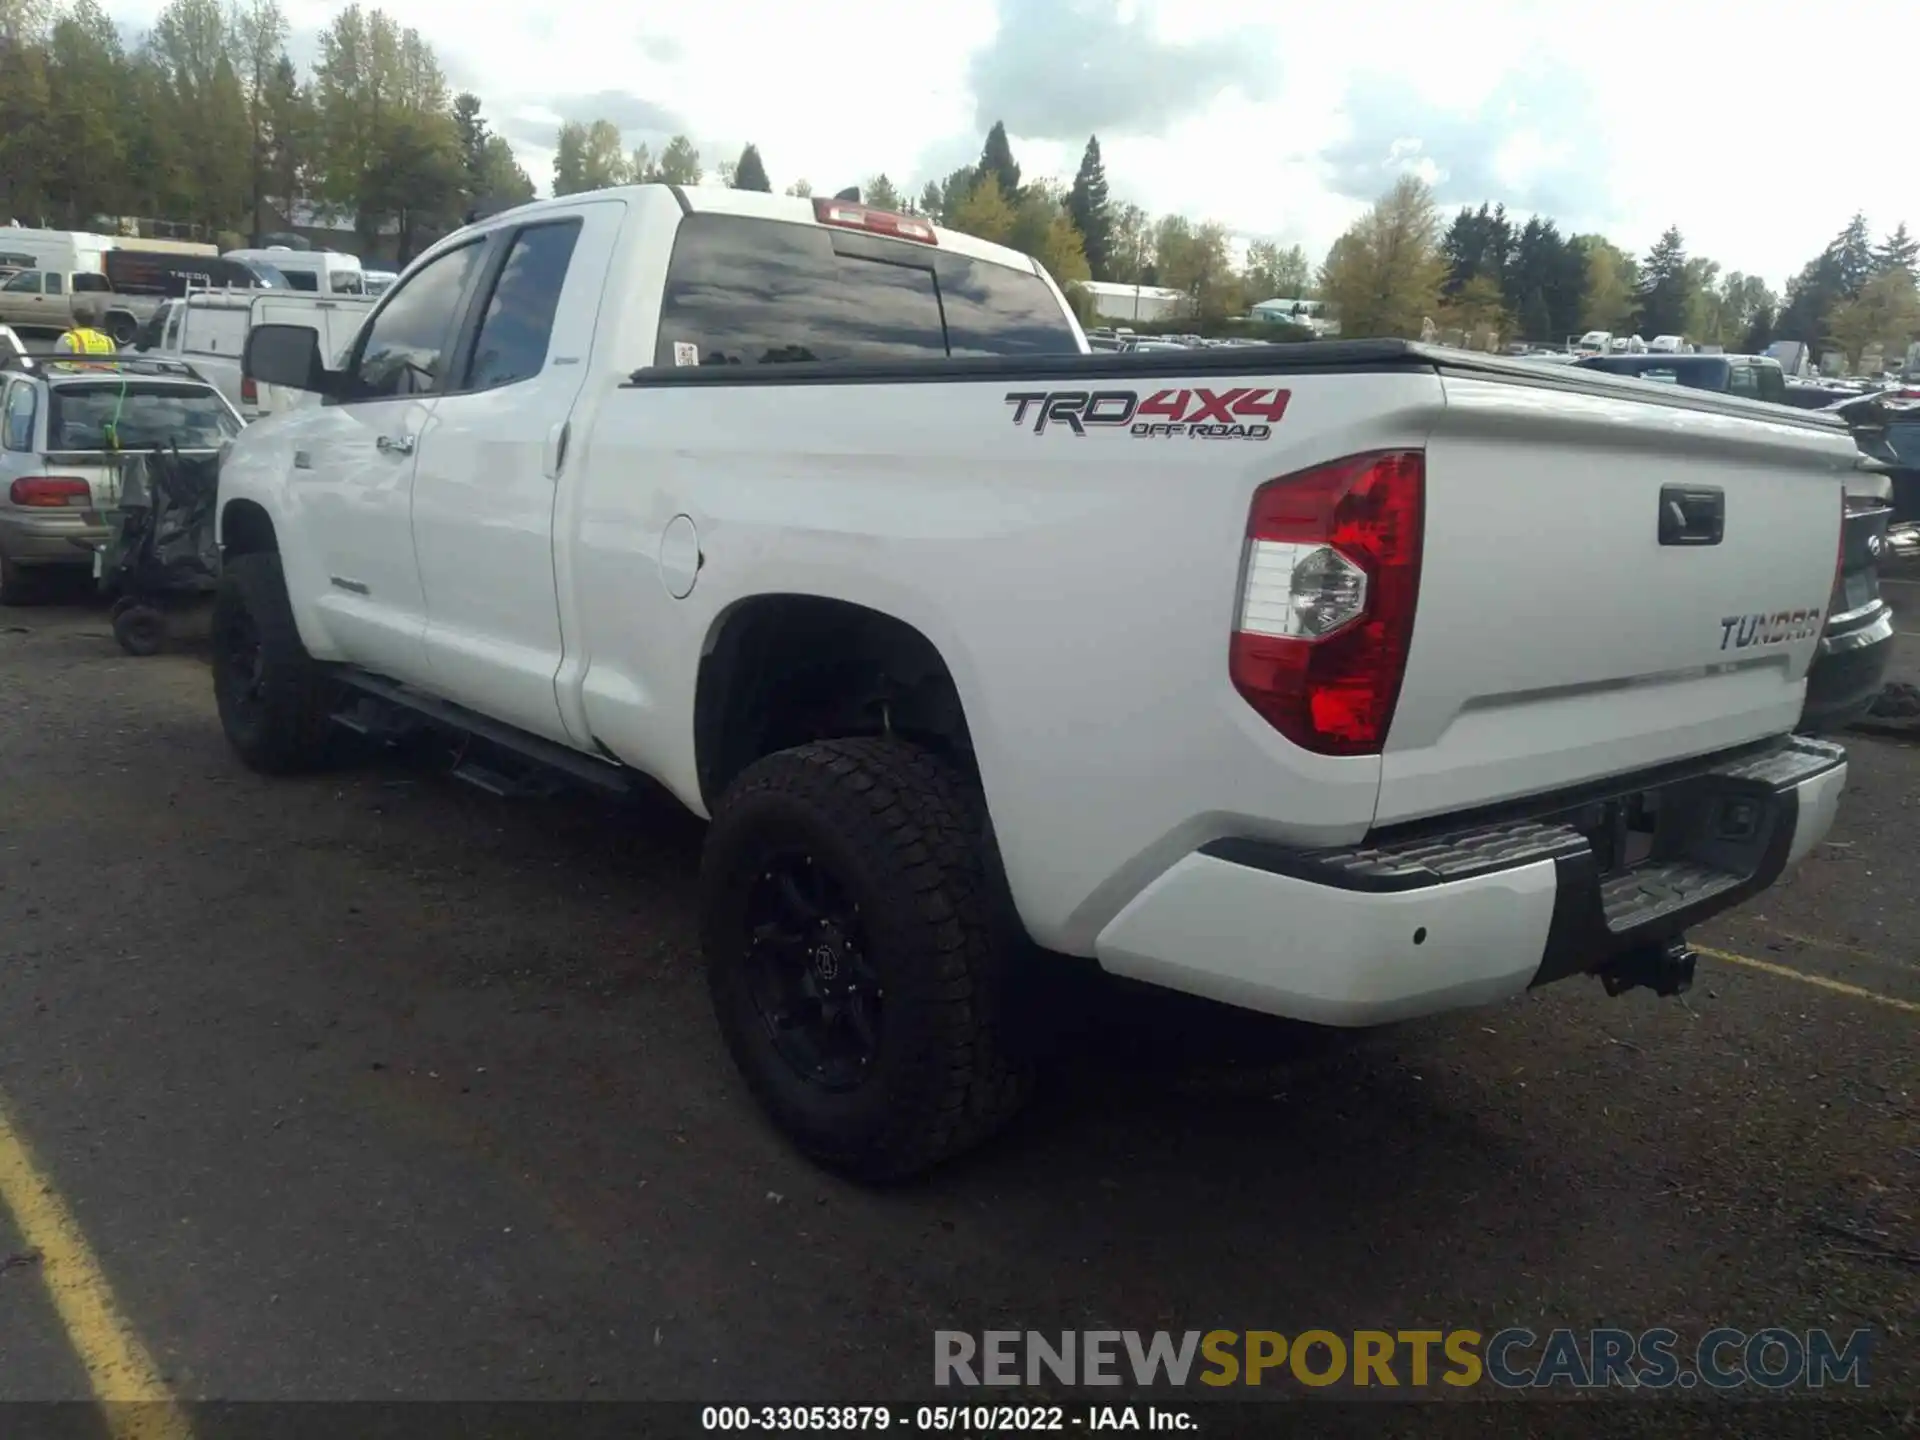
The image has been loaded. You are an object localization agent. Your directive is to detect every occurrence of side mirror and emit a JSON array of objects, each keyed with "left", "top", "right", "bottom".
[{"left": 244, "top": 323, "right": 335, "bottom": 397}]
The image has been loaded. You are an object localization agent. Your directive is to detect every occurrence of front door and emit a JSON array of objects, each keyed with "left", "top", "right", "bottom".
[
  {"left": 281, "top": 238, "right": 487, "bottom": 685},
  {"left": 410, "top": 201, "right": 622, "bottom": 744},
  {"left": 0, "top": 269, "right": 50, "bottom": 329}
]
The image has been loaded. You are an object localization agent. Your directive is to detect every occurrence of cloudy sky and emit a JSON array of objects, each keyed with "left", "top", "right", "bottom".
[{"left": 108, "top": 0, "right": 1918, "bottom": 288}]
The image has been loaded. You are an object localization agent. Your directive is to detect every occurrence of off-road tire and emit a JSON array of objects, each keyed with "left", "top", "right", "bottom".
[
  {"left": 211, "top": 552, "right": 339, "bottom": 773},
  {"left": 701, "top": 738, "right": 1033, "bottom": 1181}
]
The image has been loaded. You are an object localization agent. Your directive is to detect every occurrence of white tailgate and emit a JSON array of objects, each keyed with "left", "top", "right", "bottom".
[{"left": 1379, "top": 374, "right": 1853, "bottom": 824}]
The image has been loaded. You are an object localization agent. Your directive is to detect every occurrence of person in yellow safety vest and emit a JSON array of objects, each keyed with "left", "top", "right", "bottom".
[{"left": 55, "top": 297, "right": 116, "bottom": 356}]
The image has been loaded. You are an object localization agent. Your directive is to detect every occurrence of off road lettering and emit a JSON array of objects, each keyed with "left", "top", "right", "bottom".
[{"left": 1003, "top": 386, "right": 1285, "bottom": 440}]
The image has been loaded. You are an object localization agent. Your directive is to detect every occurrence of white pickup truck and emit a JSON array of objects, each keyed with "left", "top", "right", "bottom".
[{"left": 219, "top": 185, "right": 1856, "bottom": 1179}]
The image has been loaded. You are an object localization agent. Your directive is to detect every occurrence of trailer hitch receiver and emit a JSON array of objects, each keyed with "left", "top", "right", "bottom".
[{"left": 1600, "top": 938, "right": 1698, "bottom": 999}]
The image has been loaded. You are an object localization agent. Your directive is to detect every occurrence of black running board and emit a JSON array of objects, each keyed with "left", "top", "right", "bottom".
[{"left": 331, "top": 669, "right": 636, "bottom": 798}]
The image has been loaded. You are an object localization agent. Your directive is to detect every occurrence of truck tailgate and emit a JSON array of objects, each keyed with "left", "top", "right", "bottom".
[{"left": 1378, "top": 370, "right": 1855, "bottom": 825}]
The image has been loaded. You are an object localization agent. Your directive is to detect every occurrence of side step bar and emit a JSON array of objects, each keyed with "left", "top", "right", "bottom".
[{"left": 331, "top": 669, "right": 637, "bottom": 799}]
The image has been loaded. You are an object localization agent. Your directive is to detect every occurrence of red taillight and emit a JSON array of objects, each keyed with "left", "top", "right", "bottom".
[
  {"left": 1229, "top": 450, "right": 1425, "bottom": 756},
  {"left": 9, "top": 477, "right": 91, "bottom": 508},
  {"left": 812, "top": 196, "right": 939, "bottom": 246},
  {"left": 241, "top": 374, "right": 258, "bottom": 404}
]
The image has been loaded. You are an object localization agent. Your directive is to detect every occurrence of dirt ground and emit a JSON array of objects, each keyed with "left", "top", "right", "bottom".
[{"left": 0, "top": 591, "right": 1914, "bottom": 1427}]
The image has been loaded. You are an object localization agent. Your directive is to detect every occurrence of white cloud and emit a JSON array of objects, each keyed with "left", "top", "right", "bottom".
[{"left": 103, "top": 0, "right": 1919, "bottom": 288}]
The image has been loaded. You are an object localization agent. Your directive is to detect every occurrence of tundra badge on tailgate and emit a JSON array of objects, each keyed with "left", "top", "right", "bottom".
[
  {"left": 1004, "top": 387, "right": 1288, "bottom": 439},
  {"left": 1719, "top": 608, "right": 1825, "bottom": 651}
]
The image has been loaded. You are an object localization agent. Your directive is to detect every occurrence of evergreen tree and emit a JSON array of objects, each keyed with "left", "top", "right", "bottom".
[
  {"left": 654, "top": 135, "right": 701, "bottom": 185},
  {"left": 259, "top": 53, "right": 312, "bottom": 216},
  {"left": 1832, "top": 212, "right": 1876, "bottom": 296},
  {"left": 1491, "top": 216, "right": 1584, "bottom": 340},
  {"left": 917, "top": 180, "right": 942, "bottom": 222},
  {"left": 1776, "top": 251, "right": 1844, "bottom": 347},
  {"left": 1439, "top": 202, "right": 1512, "bottom": 296},
  {"left": 977, "top": 120, "right": 1020, "bottom": 203},
  {"left": 452, "top": 92, "right": 488, "bottom": 186},
  {"left": 1634, "top": 227, "right": 1693, "bottom": 336},
  {"left": 1775, "top": 214, "right": 1888, "bottom": 347},
  {"left": 1520, "top": 288, "right": 1550, "bottom": 343},
  {"left": 1873, "top": 222, "right": 1917, "bottom": 281},
  {"left": 1066, "top": 135, "right": 1112, "bottom": 279},
  {"left": 863, "top": 173, "right": 900, "bottom": 210},
  {"left": 732, "top": 143, "right": 771, "bottom": 192}
]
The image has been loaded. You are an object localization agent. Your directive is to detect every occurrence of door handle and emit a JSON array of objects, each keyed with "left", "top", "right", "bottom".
[
  {"left": 1658, "top": 485, "right": 1723, "bottom": 546},
  {"left": 376, "top": 433, "right": 415, "bottom": 456},
  {"left": 543, "top": 419, "right": 570, "bottom": 480}
]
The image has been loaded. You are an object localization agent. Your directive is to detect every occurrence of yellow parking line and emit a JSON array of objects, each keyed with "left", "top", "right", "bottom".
[
  {"left": 1697, "top": 946, "right": 1920, "bottom": 1015},
  {"left": 0, "top": 1091, "right": 192, "bottom": 1440}
]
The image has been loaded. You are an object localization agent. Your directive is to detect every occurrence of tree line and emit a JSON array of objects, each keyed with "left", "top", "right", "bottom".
[
  {"left": 540, "top": 105, "right": 1920, "bottom": 366},
  {"left": 1, "top": 0, "right": 1911, "bottom": 365},
  {"left": 1322, "top": 175, "right": 1918, "bottom": 367},
  {"left": 0, "top": 0, "right": 534, "bottom": 261}
]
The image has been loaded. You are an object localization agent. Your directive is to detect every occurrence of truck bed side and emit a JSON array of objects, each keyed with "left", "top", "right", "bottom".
[{"left": 566, "top": 344, "right": 1856, "bottom": 954}]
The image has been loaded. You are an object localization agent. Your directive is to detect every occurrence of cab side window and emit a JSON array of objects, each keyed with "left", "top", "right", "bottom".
[
  {"left": 45, "top": 273, "right": 64, "bottom": 296},
  {"left": 4, "top": 383, "right": 36, "bottom": 451},
  {"left": 344, "top": 243, "right": 483, "bottom": 402},
  {"left": 3, "top": 271, "right": 42, "bottom": 295},
  {"left": 461, "top": 220, "right": 582, "bottom": 392}
]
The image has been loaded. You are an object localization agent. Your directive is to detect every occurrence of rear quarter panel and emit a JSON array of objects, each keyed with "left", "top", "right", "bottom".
[{"left": 567, "top": 368, "right": 1446, "bottom": 953}]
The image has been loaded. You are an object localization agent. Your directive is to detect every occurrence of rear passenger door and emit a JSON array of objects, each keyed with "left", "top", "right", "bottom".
[{"left": 409, "top": 200, "right": 623, "bottom": 745}]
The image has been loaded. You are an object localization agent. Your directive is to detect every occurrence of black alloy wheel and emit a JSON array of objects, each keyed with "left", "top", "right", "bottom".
[{"left": 742, "top": 849, "right": 885, "bottom": 1090}]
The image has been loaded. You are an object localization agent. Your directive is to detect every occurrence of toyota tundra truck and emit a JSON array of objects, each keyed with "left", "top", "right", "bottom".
[{"left": 218, "top": 185, "right": 1856, "bottom": 1179}]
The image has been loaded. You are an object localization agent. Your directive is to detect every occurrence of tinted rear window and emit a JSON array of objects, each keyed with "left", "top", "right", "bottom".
[
  {"left": 940, "top": 259, "right": 1080, "bottom": 358},
  {"left": 654, "top": 213, "right": 1076, "bottom": 367},
  {"left": 47, "top": 384, "right": 239, "bottom": 450}
]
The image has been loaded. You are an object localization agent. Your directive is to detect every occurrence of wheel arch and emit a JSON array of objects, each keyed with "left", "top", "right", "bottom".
[
  {"left": 219, "top": 497, "right": 278, "bottom": 556},
  {"left": 693, "top": 593, "right": 979, "bottom": 814}
]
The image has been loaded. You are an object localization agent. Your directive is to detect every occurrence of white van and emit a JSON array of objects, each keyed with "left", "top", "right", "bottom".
[
  {"left": 143, "top": 290, "right": 374, "bottom": 420},
  {"left": 0, "top": 228, "right": 116, "bottom": 276},
  {"left": 222, "top": 247, "right": 366, "bottom": 296},
  {"left": 1648, "top": 334, "right": 1690, "bottom": 354}
]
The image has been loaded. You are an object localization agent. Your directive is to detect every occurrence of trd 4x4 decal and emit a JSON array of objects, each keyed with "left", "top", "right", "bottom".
[{"left": 1003, "top": 387, "right": 1290, "bottom": 439}]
